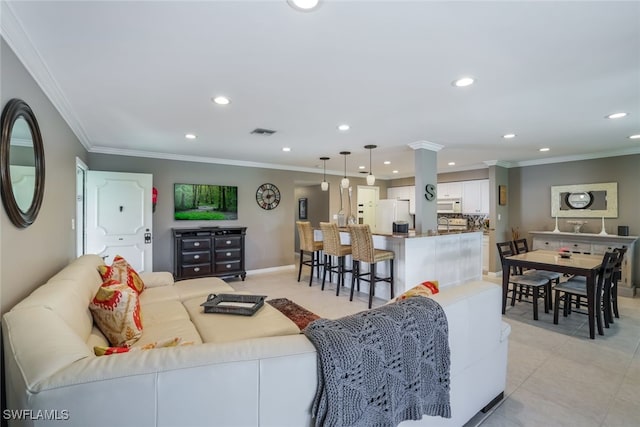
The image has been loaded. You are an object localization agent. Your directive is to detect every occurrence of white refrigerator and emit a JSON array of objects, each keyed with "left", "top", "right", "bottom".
[{"left": 375, "top": 199, "right": 412, "bottom": 234}]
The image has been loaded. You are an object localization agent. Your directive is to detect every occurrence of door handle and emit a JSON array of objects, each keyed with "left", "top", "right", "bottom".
[{"left": 144, "top": 232, "right": 152, "bottom": 244}]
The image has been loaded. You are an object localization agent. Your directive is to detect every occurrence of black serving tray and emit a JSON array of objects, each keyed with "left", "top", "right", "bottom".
[{"left": 200, "top": 293, "right": 266, "bottom": 316}]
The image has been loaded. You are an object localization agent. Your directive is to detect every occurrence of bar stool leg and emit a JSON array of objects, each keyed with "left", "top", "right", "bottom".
[
  {"left": 389, "top": 259, "right": 394, "bottom": 299},
  {"left": 297, "top": 250, "right": 304, "bottom": 282},
  {"left": 321, "top": 254, "right": 329, "bottom": 290},
  {"left": 350, "top": 261, "right": 359, "bottom": 302},
  {"left": 368, "top": 263, "right": 376, "bottom": 309}
]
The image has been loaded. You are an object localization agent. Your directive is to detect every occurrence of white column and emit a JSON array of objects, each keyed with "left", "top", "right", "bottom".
[{"left": 409, "top": 141, "right": 442, "bottom": 234}]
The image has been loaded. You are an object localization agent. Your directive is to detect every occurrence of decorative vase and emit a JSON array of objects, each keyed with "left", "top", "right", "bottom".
[{"left": 599, "top": 217, "right": 608, "bottom": 235}]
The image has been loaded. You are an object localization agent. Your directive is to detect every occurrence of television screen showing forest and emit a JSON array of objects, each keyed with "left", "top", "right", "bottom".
[{"left": 174, "top": 183, "right": 238, "bottom": 220}]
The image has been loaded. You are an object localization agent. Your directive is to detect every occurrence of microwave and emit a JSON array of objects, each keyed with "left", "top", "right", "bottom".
[{"left": 437, "top": 198, "right": 462, "bottom": 213}]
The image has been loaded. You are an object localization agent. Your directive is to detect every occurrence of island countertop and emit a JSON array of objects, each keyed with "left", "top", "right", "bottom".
[{"left": 314, "top": 228, "right": 483, "bottom": 298}]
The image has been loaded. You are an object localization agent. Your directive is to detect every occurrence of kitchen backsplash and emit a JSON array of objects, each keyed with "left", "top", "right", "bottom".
[{"left": 438, "top": 213, "right": 489, "bottom": 230}]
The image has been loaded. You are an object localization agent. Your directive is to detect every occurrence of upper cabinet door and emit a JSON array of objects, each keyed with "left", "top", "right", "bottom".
[
  {"left": 462, "top": 179, "right": 490, "bottom": 214},
  {"left": 437, "top": 182, "right": 462, "bottom": 199}
]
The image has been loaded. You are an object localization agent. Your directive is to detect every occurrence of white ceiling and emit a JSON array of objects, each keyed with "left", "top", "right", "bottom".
[{"left": 3, "top": 0, "right": 639, "bottom": 180}]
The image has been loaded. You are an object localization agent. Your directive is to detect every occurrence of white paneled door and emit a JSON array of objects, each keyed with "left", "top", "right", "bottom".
[{"left": 86, "top": 171, "right": 153, "bottom": 272}]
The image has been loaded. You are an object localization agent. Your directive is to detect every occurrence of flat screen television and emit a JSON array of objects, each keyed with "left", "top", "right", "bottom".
[{"left": 174, "top": 183, "right": 238, "bottom": 220}]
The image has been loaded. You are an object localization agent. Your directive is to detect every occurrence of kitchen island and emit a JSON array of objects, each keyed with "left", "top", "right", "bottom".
[{"left": 314, "top": 229, "right": 483, "bottom": 300}]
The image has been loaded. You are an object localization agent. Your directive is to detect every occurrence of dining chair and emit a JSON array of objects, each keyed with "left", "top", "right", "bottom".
[
  {"left": 610, "top": 246, "right": 627, "bottom": 320},
  {"left": 348, "top": 224, "right": 394, "bottom": 309},
  {"left": 497, "top": 241, "right": 551, "bottom": 320},
  {"left": 553, "top": 251, "right": 619, "bottom": 332},
  {"left": 319, "top": 222, "right": 352, "bottom": 295},
  {"left": 295, "top": 221, "right": 324, "bottom": 287},
  {"left": 513, "top": 238, "right": 562, "bottom": 285}
]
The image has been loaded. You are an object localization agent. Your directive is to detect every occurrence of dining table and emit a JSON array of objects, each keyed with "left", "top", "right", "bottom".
[{"left": 501, "top": 249, "right": 604, "bottom": 339}]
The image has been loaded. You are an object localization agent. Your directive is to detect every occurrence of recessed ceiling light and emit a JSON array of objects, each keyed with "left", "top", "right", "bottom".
[
  {"left": 337, "top": 124, "right": 350, "bottom": 131},
  {"left": 185, "top": 133, "right": 197, "bottom": 140},
  {"left": 358, "top": 165, "right": 366, "bottom": 170},
  {"left": 212, "top": 96, "right": 231, "bottom": 105},
  {"left": 539, "top": 147, "right": 550, "bottom": 152},
  {"left": 503, "top": 134, "right": 516, "bottom": 139},
  {"left": 606, "top": 112, "right": 627, "bottom": 119},
  {"left": 287, "top": 0, "right": 321, "bottom": 12},
  {"left": 383, "top": 161, "right": 391, "bottom": 165},
  {"left": 629, "top": 134, "right": 640, "bottom": 139},
  {"left": 282, "top": 147, "right": 291, "bottom": 152},
  {"left": 448, "top": 162, "right": 455, "bottom": 166},
  {"left": 452, "top": 77, "right": 475, "bottom": 87},
  {"left": 392, "top": 170, "right": 399, "bottom": 174}
]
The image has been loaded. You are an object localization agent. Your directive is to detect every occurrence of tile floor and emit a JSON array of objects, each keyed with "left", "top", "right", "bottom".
[{"left": 228, "top": 266, "right": 640, "bottom": 427}]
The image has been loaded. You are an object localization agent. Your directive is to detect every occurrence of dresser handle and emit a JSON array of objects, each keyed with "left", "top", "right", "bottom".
[
  {"left": 194, "top": 255, "right": 200, "bottom": 259},
  {"left": 226, "top": 264, "right": 231, "bottom": 269},
  {"left": 226, "top": 240, "right": 231, "bottom": 245},
  {"left": 194, "top": 267, "right": 200, "bottom": 272},
  {"left": 226, "top": 252, "right": 231, "bottom": 257},
  {"left": 194, "top": 242, "right": 200, "bottom": 247}
]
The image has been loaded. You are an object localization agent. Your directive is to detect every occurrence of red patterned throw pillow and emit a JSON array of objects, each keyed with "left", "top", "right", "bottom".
[
  {"left": 394, "top": 280, "right": 440, "bottom": 302},
  {"left": 98, "top": 255, "right": 145, "bottom": 294},
  {"left": 89, "top": 279, "right": 143, "bottom": 347},
  {"left": 93, "top": 337, "right": 193, "bottom": 356}
]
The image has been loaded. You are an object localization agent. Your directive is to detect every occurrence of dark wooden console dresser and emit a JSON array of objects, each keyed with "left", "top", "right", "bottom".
[{"left": 173, "top": 227, "right": 247, "bottom": 281}]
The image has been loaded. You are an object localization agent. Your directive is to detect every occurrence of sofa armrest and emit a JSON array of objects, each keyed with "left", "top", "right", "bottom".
[{"left": 139, "top": 271, "right": 175, "bottom": 288}]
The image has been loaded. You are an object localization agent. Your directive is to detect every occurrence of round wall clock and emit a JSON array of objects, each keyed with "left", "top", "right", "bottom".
[{"left": 256, "top": 183, "right": 281, "bottom": 210}]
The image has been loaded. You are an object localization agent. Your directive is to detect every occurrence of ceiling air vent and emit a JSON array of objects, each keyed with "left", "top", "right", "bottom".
[{"left": 251, "top": 128, "right": 277, "bottom": 136}]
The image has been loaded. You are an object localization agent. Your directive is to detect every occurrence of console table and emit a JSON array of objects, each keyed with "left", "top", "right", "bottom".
[
  {"left": 173, "top": 227, "right": 247, "bottom": 281},
  {"left": 530, "top": 231, "right": 637, "bottom": 297}
]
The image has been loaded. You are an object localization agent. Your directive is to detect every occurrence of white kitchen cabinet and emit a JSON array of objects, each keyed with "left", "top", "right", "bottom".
[
  {"left": 437, "top": 182, "right": 462, "bottom": 199},
  {"left": 462, "top": 179, "right": 490, "bottom": 214},
  {"left": 387, "top": 185, "right": 415, "bottom": 214}
]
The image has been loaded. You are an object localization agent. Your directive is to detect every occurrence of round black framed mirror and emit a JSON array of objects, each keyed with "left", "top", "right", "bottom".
[
  {"left": 565, "top": 191, "right": 593, "bottom": 210},
  {"left": 0, "top": 98, "right": 45, "bottom": 228}
]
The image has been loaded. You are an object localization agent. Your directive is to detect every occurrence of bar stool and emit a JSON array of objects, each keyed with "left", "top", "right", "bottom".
[
  {"left": 348, "top": 224, "right": 394, "bottom": 309},
  {"left": 319, "top": 222, "right": 352, "bottom": 295},
  {"left": 296, "top": 221, "right": 323, "bottom": 286}
]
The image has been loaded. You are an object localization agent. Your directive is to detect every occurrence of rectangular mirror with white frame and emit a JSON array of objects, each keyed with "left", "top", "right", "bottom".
[{"left": 551, "top": 182, "right": 618, "bottom": 218}]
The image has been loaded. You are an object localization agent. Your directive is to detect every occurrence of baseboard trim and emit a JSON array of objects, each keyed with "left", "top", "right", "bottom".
[
  {"left": 481, "top": 391, "right": 504, "bottom": 413},
  {"left": 246, "top": 264, "right": 295, "bottom": 275}
]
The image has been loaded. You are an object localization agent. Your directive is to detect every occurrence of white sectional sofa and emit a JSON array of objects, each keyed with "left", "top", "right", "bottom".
[{"left": 2, "top": 254, "right": 511, "bottom": 427}]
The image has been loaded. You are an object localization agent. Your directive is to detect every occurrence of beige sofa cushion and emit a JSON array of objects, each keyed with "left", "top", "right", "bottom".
[
  {"left": 140, "top": 277, "right": 234, "bottom": 305},
  {"left": 182, "top": 295, "right": 300, "bottom": 344},
  {"left": 132, "top": 319, "right": 203, "bottom": 347}
]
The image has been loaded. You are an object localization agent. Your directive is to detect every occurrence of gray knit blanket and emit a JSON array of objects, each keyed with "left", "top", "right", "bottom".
[{"left": 303, "top": 297, "right": 451, "bottom": 427}]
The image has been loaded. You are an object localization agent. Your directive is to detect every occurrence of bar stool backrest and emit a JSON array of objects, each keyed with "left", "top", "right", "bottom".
[
  {"left": 319, "top": 222, "right": 341, "bottom": 257},
  {"left": 349, "top": 224, "right": 375, "bottom": 263},
  {"left": 296, "top": 221, "right": 314, "bottom": 252}
]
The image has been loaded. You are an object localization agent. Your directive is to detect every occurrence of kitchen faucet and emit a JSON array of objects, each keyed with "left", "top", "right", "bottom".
[{"left": 438, "top": 216, "right": 450, "bottom": 232}]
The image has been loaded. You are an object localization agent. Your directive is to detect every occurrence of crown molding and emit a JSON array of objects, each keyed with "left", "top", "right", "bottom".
[
  {"left": 1, "top": 2, "right": 92, "bottom": 150},
  {"left": 512, "top": 146, "right": 640, "bottom": 168},
  {"left": 89, "top": 145, "right": 377, "bottom": 178},
  {"left": 483, "top": 160, "right": 513, "bottom": 168},
  {"left": 408, "top": 140, "right": 444, "bottom": 152}
]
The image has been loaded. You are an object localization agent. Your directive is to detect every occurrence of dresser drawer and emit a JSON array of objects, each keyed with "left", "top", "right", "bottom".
[
  {"left": 565, "top": 242, "right": 592, "bottom": 254},
  {"left": 215, "top": 260, "right": 241, "bottom": 274},
  {"left": 181, "top": 251, "right": 211, "bottom": 264},
  {"left": 183, "top": 238, "right": 211, "bottom": 250},
  {"left": 214, "top": 248, "right": 241, "bottom": 261},
  {"left": 214, "top": 236, "right": 242, "bottom": 249},
  {"left": 532, "top": 239, "right": 562, "bottom": 251},
  {"left": 181, "top": 264, "right": 211, "bottom": 277}
]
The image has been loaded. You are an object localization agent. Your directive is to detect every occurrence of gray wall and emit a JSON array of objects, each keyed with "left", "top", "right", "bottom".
[
  {"left": 1, "top": 38, "right": 88, "bottom": 314},
  {"left": 294, "top": 185, "right": 330, "bottom": 253},
  {"left": 88, "top": 153, "right": 367, "bottom": 274},
  {"left": 508, "top": 155, "right": 640, "bottom": 284}
]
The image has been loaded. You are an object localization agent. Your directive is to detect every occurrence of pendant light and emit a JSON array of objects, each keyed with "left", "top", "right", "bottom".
[
  {"left": 340, "top": 151, "right": 351, "bottom": 189},
  {"left": 364, "top": 144, "right": 377, "bottom": 185},
  {"left": 320, "top": 157, "right": 330, "bottom": 191}
]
